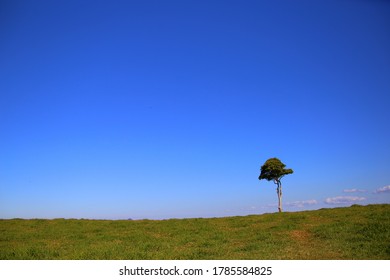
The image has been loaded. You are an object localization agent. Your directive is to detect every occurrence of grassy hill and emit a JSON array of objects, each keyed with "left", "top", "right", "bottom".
[{"left": 1, "top": 204, "right": 389, "bottom": 259}]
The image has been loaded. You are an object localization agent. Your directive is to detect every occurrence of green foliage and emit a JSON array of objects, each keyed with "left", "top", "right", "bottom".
[
  {"left": 258, "top": 157, "right": 293, "bottom": 181},
  {"left": 1, "top": 204, "right": 389, "bottom": 260}
]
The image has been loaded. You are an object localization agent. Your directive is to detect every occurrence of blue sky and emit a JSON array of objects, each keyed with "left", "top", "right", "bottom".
[{"left": 1, "top": 0, "right": 389, "bottom": 219}]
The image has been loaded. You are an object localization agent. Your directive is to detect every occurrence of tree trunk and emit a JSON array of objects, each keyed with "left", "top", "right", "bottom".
[{"left": 277, "top": 181, "right": 282, "bottom": 212}]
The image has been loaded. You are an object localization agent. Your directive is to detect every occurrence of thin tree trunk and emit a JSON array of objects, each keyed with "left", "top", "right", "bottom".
[{"left": 277, "top": 181, "right": 282, "bottom": 212}]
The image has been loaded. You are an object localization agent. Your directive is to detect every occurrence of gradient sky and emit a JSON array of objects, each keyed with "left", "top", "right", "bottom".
[{"left": 1, "top": 0, "right": 389, "bottom": 219}]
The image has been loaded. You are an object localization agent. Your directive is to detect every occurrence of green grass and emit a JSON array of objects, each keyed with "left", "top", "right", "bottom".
[{"left": 1, "top": 204, "right": 389, "bottom": 259}]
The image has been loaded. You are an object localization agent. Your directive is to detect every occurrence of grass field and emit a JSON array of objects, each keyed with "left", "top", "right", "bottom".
[{"left": 1, "top": 204, "right": 389, "bottom": 260}]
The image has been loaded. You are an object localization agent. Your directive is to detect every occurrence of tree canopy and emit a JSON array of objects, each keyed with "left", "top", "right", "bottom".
[{"left": 258, "top": 157, "right": 293, "bottom": 182}]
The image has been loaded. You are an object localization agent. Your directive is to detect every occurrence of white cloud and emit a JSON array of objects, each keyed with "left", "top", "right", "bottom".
[
  {"left": 343, "top": 188, "right": 366, "bottom": 193},
  {"left": 324, "top": 196, "right": 365, "bottom": 205},
  {"left": 285, "top": 200, "right": 318, "bottom": 208},
  {"left": 374, "top": 185, "right": 390, "bottom": 194},
  {"left": 266, "top": 203, "right": 278, "bottom": 208}
]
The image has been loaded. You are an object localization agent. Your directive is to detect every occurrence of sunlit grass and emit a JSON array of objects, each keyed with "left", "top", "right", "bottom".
[{"left": 1, "top": 204, "right": 389, "bottom": 259}]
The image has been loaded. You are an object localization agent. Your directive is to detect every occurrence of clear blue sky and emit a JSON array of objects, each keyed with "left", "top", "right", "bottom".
[{"left": 1, "top": 0, "right": 389, "bottom": 219}]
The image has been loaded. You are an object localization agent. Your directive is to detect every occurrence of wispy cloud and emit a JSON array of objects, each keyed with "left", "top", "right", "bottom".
[
  {"left": 343, "top": 188, "right": 366, "bottom": 193},
  {"left": 324, "top": 196, "right": 365, "bottom": 205},
  {"left": 285, "top": 200, "right": 318, "bottom": 208},
  {"left": 266, "top": 203, "right": 278, "bottom": 208},
  {"left": 374, "top": 185, "right": 390, "bottom": 194}
]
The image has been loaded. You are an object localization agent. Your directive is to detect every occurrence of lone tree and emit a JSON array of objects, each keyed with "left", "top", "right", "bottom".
[{"left": 258, "top": 157, "right": 293, "bottom": 212}]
